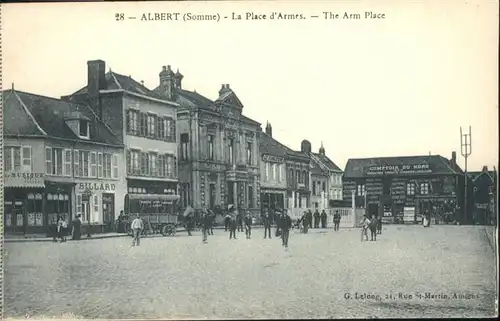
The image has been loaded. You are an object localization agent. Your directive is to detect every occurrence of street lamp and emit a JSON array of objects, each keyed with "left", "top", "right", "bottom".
[{"left": 82, "top": 189, "right": 93, "bottom": 237}]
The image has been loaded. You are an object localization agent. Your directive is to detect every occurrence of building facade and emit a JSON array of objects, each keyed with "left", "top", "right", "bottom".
[
  {"left": 64, "top": 60, "right": 180, "bottom": 216},
  {"left": 152, "top": 66, "right": 261, "bottom": 213},
  {"left": 300, "top": 140, "right": 343, "bottom": 211},
  {"left": 259, "top": 123, "right": 288, "bottom": 211},
  {"left": 285, "top": 146, "right": 312, "bottom": 218},
  {"left": 342, "top": 152, "right": 470, "bottom": 224},
  {"left": 3, "top": 87, "right": 125, "bottom": 234},
  {"left": 469, "top": 166, "right": 497, "bottom": 225}
]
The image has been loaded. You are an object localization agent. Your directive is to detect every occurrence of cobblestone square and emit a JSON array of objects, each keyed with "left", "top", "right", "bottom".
[{"left": 3, "top": 225, "right": 497, "bottom": 319}]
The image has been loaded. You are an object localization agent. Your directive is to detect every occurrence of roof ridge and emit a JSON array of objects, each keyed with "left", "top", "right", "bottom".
[
  {"left": 438, "top": 156, "right": 460, "bottom": 174},
  {"left": 14, "top": 89, "right": 88, "bottom": 107},
  {"left": 110, "top": 72, "right": 123, "bottom": 89},
  {"left": 13, "top": 90, "right": 48, "bottom": 136}
]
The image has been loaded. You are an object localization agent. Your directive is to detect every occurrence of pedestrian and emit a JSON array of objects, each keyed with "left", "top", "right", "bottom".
[
  {"left": 237, "top": 211, "right": 244, "bottom": 232},
  {"left": 275, "top": 210, "right": 282, "bottom": 237},
  {"left": 314, "top": 209, "right": 320, "bottom": 228},
  {"left": 185, "top": 214, "right": 194, "bottom": 236},
  {"left": 201, "top": 211, "right": 210, "bottom": 244},
  {"left": 61, "top": 218, "right": 68, "bottom": 242},
  {"left": 302, "top": 212, "right": 309, "bottom": 234},
  {"left": 224, "top": 212, "right": 231, "bottom": 231},
  {"left": 280, "top": 210, "right": 292, "bottom": 248},
  {"left": 244, "top": 211, "right": 252, "bottom": 239},
  {"left": 321, "top": 210, "right": 327, "bottom": 228},
  {"left": 307, "top": 210, "right": 313, "bottom": 229},
  {"left": 117, "top": 210, "right": 125, "bottom": 233},
  {"left": 229, "top": 215, "right": 237, "bottom": 240},
  {"left": 71, "top": 215, "right": 82, "bottom": 240},
  {"left": 263, "top": 211, "right": 272, "bottom": 239},
  {"left": 377, "top": 215, "right": 382, "bottom": 234},
  {"left": 131, "top": 214, "right": 143, "bottom": 246},
  {"left": 333, "top": 210, "right": 341, "bottom": 231},
  {"left": 360, "top": 214, "right": 371, "bottom": 242},
  {"left": 57, "top": 216, "right": 65, "bottom": 243}
]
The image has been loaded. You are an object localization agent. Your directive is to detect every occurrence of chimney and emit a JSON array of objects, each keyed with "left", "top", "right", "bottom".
[
  {"left": 87, "top": 60, "right": 106, "bottom": 118},
  {"left": 301, "top": 140, "right": 312, "bottom": 154},
  {"left": 319, "top": 142, "right": 325, "bottom": 156},
  {"left": 482, "top": 165, "right": 489, "bottom": 172},
  {"left": 174, "top": 69, "right": 183, "bottom": 89},
  {"left": 159, "top": 65, "right": 175, "bottom": 100},
  {"left": 451, "top": 151, "right": 457, "bottom": 164},
  {"left": 265, "top": 122, "right": 273, "bottom": 137},
  {"left": 219, "top": 84, "right": 231, "bottom": 96}
]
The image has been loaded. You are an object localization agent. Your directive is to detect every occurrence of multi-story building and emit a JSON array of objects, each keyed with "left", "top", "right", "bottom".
[
  {"left": 469, "top": 166, "right": 497, "bottom": 225},
  {"left": 3, "top": 86, "right": 125, "bottom": 234},
  {"left": 299, "top": 140, "right": 343, "bottom": 211},
  {"left": 152, "top": 65, "right": 261, "bottom": 213},
  {"left": 259, "top": 123, "right": 288, "bottom": 211},
  {"left": 63, "top": 60, "right": 180, "bottom": 215},
  {"left": 342, "top": 152, "right": 471, "bottom": 224},
  {"left": 285, "top": 142, "right": 312, "bottom": 218}
]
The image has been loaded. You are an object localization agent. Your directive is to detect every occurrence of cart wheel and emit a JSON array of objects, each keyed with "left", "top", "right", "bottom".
[{"left": 161, "top": 224, "right": 170, "bottom": 236}]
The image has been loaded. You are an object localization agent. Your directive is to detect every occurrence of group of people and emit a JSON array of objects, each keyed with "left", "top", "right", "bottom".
[
  {"left": 51, "top": 214, "right": 83, "bottom": 242},
  {"left": 261, "top": 209, "right": 292, "bottom": 247},
  {"left": 296, "top": 209, "right": 339, "bottom": 233},
  {"left": 360, "top": 214, "right": 382, "bottom": 241}
]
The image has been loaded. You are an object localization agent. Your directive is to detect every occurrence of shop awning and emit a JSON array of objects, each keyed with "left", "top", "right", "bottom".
[{"left": 127, "top": 194, "right": 180, "bottom": 201}]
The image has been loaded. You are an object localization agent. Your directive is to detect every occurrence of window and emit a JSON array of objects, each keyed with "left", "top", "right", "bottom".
[
  {"left": 420, "top": 182, "right": 429, "bottom": 195},
  {"left": 165, "top": 155, "right": 173, "bottom": 177},
  {"left": 147, "top": 114, "right": 156, "bottom": 137},
  {"left": 4, "top": 146, "right": 31, "bottom": 172},
  {"left": 127, "top": 150, "right": 140, "bottom": 175},
  {"left": 406, "top": 183, "right": 415, "bottom": 195},
  {"left": 208, "top": 135, "right": 215, "bottom": 160},
  {"left": 74, "top": 150, "right": 80, "bottom": 177},
  {"left": 150, "top": 153, "right": 157, "bottom": 176},
  {"left": 79, "top": 120, "right": 89, "bottom": 137},
  {"left": 112, "top": 155, "right": 118, "bottom": 178},
  {"left": 312, "top": 181, "right": 316, "bottom": 195},
  {"left": 246, "top": 142, "right": 252, "bottom": 165},
  {"left": 76, "top": 194, "right": 82, "bottom": 215},
  {"left": 165, "top": 118, "right": 175, "bottom": 141},
  {"left": 98, "top": 153, "right": 103, "bottom": 178},
  {"left": 127, "top": 109, "right": 139, "bottom": 134},
  {"left": 45, "top": 147, "right": 52, "bottom": 174},
  {"left": 228, "top": 138, "right": 234, "bottom": 164},
  {"left": 357, "top": 184, "right": 366, "bottom": 196},
  {"left": 158, "top": 155, "right": 166, "bottom": 177},
  {"left": 93, "top": 195, "right": 99, "bottom": 219},
  {"left": 296, "top": 170, "right": 300, "bottom": 184},
  {"left": 141, "top": 152, "right": 150, "bottom": 176},
  {"left": 103, "top": 154, "right": 112, "bottom": 178},
  {"left": 265, "top": 162, "right": 270, "bottom": 180},
  {"left": 277, "top": 164, "right": 282, "bottom": 182},
  {"left": 248, "top": 185, "right": 254, "bottom": 208},
  {"left": 158, "top": 117, "right": 165, "bottom": 140},
  {"left": 139, "top": 113, "right": 147, "bottom": 136},
  {"left": 80, "top": 151, "right": 89, "bottom": 177},
  {"left": 322, "top": 182, "right": 326, "bottom": 192},
  {"left": 90, "top": 152, "right": 97, "bottom": 177},
  {"left": 180, "top": 134, "right": 189, "bottom": 161},
  {"left": 63, "top": 149, "right": 72, "bottom": 176}
]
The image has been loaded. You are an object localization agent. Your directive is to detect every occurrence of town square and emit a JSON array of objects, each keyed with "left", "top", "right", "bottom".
[{"left": 1, "top": 1, "right": 498, "bottom": 319}]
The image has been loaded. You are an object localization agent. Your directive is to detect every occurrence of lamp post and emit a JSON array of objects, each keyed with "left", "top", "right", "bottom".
[
  {"left": 82, "top": 189, "right": 92, "bottom": 237},
  {"left": 460, "top": 126, "right": 472, "bottom": 224}
]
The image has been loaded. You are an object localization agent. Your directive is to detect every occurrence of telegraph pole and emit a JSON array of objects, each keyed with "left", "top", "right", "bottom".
[{"left": 460, "top": 126, "right": 472, "bottom": 224}]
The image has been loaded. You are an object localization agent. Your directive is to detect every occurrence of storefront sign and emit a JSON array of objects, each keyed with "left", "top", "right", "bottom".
[
  {"left": 262, "top": 154, "right": 284, "bottom": 163},
  {"left": 365, "top": 164, "right": 433, "bottom": 176},
  {"left": 4, "top": 172, "right": 45, "bottom": 188},
  {"left": 78, "top": 182, "right": 116, "bottom": 191}
]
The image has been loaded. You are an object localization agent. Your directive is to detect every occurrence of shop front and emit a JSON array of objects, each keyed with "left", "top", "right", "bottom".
[
  {"left": 3, "top": 172, "right": 46, "bottom": 234},
  {"left": 74, "top": 180, "right": 120, "bottom": 233},
  {"left": 260, "top": 188, "right": 286, "bottom": 211}
]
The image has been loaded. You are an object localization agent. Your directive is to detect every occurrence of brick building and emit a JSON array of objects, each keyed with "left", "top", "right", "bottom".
[
  {"left": 3, "top": 86, "right": 125, "bottom": 234},
  {"left": 152, "top": 66, "right": 261, "bottom": 213},
  {"left": 469, "top": 166, "right": 497, "bottom": 225}
]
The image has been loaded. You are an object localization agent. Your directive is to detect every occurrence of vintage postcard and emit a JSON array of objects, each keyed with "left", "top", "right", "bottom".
[{"left": 0, "top": 0, "right": 498, "bottom": 319}]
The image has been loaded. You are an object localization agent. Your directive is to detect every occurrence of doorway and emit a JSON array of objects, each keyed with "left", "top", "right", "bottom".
[{"left": 102, "top": 193, "right": 115, "bottom": 232}]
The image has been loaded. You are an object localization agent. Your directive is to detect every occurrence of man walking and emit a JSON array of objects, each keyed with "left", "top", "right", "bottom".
[
  {"left": 229, "top": 215, "right": 237, "bottom": 240},
  {"left": 224, "top": 212, "right": 231, "bottom": 231},
  {"left": 208, "top": 209, "right": 215, "bottom": 235},
  {"left": 302, "top": 212, "right": 309, "bottom": 234},
  {"left": 131, "top": 214, "right": 143, "bottom": 246},
  {"left": 281, "top": 210, "right": 292, "bottom": 248},
  {"left": 333, "top": 210, "right": 341, "bottom": 231},
  {"left": 321, "top": 209, "right": 327, "bottom": 228},
  {"left": 314, "top": 209, "right": 320, "bottom": 228},
  {"left": 263, "top": 211, "right": 272, "bottom": 239},
  {"left": 237, "top": 211, "right": 244, "bottom": 232},
  {"left": 201, "top": 210, "right": 211, "bottom": 244},
  {"left": 244, "top": 211, "right": 252, "bottom": 239}
]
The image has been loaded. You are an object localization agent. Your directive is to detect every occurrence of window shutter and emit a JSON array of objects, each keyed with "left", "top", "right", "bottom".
[
  {"left": 126, "top": 150, "right": 131, "bottom": 174},
  {"left": 126, "top": 110, "right": 130, "bottom": 133},
  {"left": 139, "top": 113, "right": 145, "bottom": 136},
  {"left": 171, "top": 120, "right": 176, "bottom": 142},
  {"left": 173, "top": 156, "right": 177, "bottom": 178}
]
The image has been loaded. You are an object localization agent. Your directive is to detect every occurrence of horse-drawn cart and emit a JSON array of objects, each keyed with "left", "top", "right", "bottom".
[{"left": 124, "top": 193, "right": 180, "bottom": 237}]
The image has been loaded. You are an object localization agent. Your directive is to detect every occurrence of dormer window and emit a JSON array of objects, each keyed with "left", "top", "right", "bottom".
[{"left": 79, "top": 120, "right": 89, "bottom": 139}]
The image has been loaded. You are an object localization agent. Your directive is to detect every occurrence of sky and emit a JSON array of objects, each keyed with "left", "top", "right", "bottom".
[{"left": 2, "top": 0, "right": 498, "bottom": 172}]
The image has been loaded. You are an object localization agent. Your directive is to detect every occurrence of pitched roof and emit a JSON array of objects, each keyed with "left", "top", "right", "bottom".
[
  {"left": 469, "top": 170, "right": 496, "bottom": 182},
  {"left": 343, "top": 155, "right": 463, "bottom": 178},
  {"left": 3, "top": 89, "right": 121, "bottom": 146},
  {"left": 215, "top": 90, "right": 244, "bottom": 108},
  {"left": 260, "top": 132, "right": 309, "bottom": 162},
  {"left": 72, "top": 71, "right": 165, "bottom": 101},
  {"left": 313, "top": 152, "right": 343, "bottom": 172},
  {"left": 2, "top": 90, "right": 46, "bottom": 136}
]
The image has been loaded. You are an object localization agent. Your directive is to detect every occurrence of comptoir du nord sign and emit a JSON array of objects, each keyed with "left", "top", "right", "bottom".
[{"left": 365, "top": 164, "right": 433, "bottom": 176}]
